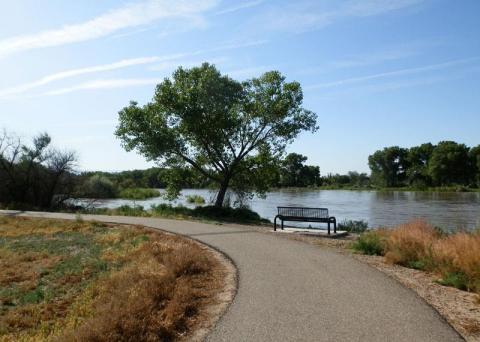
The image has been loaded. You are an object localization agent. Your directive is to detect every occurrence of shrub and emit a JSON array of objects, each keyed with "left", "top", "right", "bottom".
[
  {"left": 118, "top": 188, "right": 160, "bottom": 200},
  {"left": 192, "top": 206, "right": 265, "bottom": 223},
  {"left": 115, "top": 205, "right": 146, "bottom": 216},
  {"left": 338, "top": 219, "right": 368, "bottom": 233},
  {"left": 83, "top": 175, "right": 117, "bottom": 198},
  {"left": 186, "top": 194, "right": 206, "bottom": 204},
  {"left": 150, "top": 204, "right": 191, "bottom": 217},
  {"left": 384, "top": 220, "right": 440, "bottom": 270},
  {"left": 351, "top": 230, "right": 387, "bottom": 255}
]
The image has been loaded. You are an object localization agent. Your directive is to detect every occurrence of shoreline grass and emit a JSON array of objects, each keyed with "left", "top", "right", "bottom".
[
  {"left": 352, "top": 220, "right": 480, "bottom": 293},
  {"left": 117, "top": 187, "right": 160, "bottom": 200},
  {"left": 0, "top": 216, "right": 225, "bottom": 341},
  {"left": 79, "top": 204, "right": 270, "bottom": 225}
]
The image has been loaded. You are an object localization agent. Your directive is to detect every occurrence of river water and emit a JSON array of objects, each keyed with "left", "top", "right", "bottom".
[{"left": 84, "top": 189, "right": 480, "bottom": 231}]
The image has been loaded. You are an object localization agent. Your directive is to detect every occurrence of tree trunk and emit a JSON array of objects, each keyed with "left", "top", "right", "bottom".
[{"left": 214, "top": 181, "right": 229, "bottom": 207}]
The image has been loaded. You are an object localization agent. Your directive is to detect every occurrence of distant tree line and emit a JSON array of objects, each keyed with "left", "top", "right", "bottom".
[
  {"left": 368, "top": 141, "right": 480, "bottom": 188},
  {"left": 78, "top": 153, "right": 367, "bottom": 193},
  {"left": 0, "top": 130, "right": 77, "bottom": 210}
]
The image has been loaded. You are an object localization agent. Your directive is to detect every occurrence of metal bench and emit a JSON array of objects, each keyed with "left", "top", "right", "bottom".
[{"left": 274, "top": 206, "right": 337, "bottom": 235}]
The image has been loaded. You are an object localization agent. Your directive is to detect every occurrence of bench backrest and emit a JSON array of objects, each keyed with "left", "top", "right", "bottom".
[{"left": 277, "top": 206, "right": 329, "bottom": 219}]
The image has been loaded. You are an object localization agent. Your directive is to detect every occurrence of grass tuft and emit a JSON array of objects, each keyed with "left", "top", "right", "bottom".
[
  {"left": 118, "top": 188, "right": 160, "bottom": 200},
  {"left": 186, "top": 194, "right": 206, "bottom": 205}
]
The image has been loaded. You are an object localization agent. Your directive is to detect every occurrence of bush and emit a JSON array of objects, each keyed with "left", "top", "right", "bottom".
[
  {"left": 192, "top": 206, "right": 264, "bottom": 223},
  {"left": 186, "top": 194, "right": 206, "bottom": 204},
  {"left": 150, "top": 204, "right": 191, "bottom": 217},
  {"left": 338, "top": 219, "right": 368, "bottom": 233},
  {"left": 118, "top": 188, "right": 160, "bottom": 200},
  {"left": 351, "top": 230, "right": 386, "bottom": 255},
  {"left": 83, "top": 175, "right": 117, "bottom": 198}
]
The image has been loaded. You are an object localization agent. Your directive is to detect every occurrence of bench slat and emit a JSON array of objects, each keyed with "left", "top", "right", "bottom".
[{"left": 278, "top": 206, "right": 328, "bottom": 219}]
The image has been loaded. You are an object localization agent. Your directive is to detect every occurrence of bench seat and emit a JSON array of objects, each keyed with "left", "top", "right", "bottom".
[{"left": 274, "top": 206, "right": 337, "bottom": 235}]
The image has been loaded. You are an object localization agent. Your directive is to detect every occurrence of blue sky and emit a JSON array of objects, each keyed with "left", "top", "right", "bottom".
[{"left": 1, "top": 0, "right": 479, "bottom": 174}]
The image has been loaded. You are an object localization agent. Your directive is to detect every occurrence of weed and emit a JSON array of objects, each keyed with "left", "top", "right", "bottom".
[{"left": 351, "top": 230, "right": 386, "bottom": 255}]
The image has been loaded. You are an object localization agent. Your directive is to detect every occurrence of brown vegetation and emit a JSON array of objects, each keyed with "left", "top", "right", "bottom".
[
  {"left": 353, "top": 220, "right": 480, "bottom": 294},
  {"left": 0, "top": 217, "right": 229, "bottom": 341}
]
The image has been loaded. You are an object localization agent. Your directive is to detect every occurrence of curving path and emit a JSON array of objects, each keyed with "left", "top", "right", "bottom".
[{"left": 1, "top": 211, "right": 462, "bottom": 342}]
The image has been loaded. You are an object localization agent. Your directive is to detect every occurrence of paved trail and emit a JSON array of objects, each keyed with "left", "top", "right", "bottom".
[{"left": 1, "top": 211, "right": 462, "bottom": 342}]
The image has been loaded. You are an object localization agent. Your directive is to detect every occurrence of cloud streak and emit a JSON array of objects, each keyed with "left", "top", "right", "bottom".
[
  {"left": 44, "top": 78, "right": 162, "bottom": 96},
  {"left": 0, "top": 39, "right": 268, "bottom": 99},
  {"left": 0, "top": 0, "right": 218, "bottom": 59},
  {"left": 213, "top": 0, "right": 264, "bottom": 15},
  {"left": 305, "top": 57, "right": 479, "bottom": 90}
]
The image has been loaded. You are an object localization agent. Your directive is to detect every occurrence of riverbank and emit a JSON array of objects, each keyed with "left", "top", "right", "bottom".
[
  {"left": 0, "top": 216, "right": 234, "bottom": 341},
  {"left": 76, "top": 203, "right": 270, "bottom": 225},
  {"left": 270, "top": 223, "right": 480, "bottom": 341}
]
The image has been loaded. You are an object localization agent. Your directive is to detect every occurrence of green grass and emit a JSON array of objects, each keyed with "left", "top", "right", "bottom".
[
  {"left": 351, "top": 231, "right": 386, "bottom": 255},
  {"left": 186, "top": 194, "right": 206, "bottom": 204},
  {"left": 338, "top": 219, "right": 368, "bottom": 233},
  {"left": 117, "top": 188, "right": 160, "bottom": 200}
]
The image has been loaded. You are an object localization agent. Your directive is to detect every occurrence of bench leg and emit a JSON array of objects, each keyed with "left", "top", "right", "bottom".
[
  {"left": 334, "top": 219, "right": 337, "bottom": 234},
  {"left": 328, "top": 222, "right": 331, "bottom": 235},
  {"left": 281, "top": 220, "right": 284, "bottom": 230},
  {"left": 274, "top": 217, "right": 277, "bottom": 231}
]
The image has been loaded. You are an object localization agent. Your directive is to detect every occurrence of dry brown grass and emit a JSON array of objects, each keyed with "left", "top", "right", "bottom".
[
  {"left": 433, "top": 232, "right": 480, "bottom": 293},
  {"left": 353, "top": 219, "right": 480, "bottom": 295},
  {"left": 384, "top": 220, "right": 440, "bottom": 269},
  {"left": 0, "top": 217, "right": 227, "bottom": 342},
  {"left": 62, "top": 237, "right": 219, "bottom": 342}
]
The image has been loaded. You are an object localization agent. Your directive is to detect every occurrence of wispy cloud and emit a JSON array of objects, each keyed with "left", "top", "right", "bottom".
[
  {"left": 0, "top": 0, "right": 219, "bottom": 59},
  {"left": 0, "top": 57, "right": 160, "bottom": 98},
  {"left": 305, "top": 57, "right": 479, "bottom": 90},
  {"left": 0, "top": 39, "right": 268, "bottom": 99},
  {"left": 262, "top": 0, "right": 424, "bottom": 33},
  {"left": 44, "top": 78, "right": 162, "bottom": 96},
  {"left": 213, "top": 0, "right": 264, "bottom": 15}
]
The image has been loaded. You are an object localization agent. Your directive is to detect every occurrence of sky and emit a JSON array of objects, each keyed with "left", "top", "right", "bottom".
[{"left": 0, "top": 0, "right": 479, "bottom": 174}]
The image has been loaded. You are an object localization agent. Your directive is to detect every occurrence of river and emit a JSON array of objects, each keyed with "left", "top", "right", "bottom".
[{"left": 82, "top": 189, "right": 480, "bottom": 231}]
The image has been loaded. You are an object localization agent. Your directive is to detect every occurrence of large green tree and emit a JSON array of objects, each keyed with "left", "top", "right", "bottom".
[
  {"left": 428, "top": 141, "right": 470, "bottom": 186},
  {"left": 368, "top": 146, "right": 408, "bottom": 187},
  {"left": 406, "top": 143, "right": 434, "bottom": 187},
  {"left": 469, "top": 145, "right": 480, "bottom": 186},
  {"left": 115, "top": 63, "right": 317, "bottom": 207},
  {"left": 279, "top": 153, "right": 320, "bottom": 187}
]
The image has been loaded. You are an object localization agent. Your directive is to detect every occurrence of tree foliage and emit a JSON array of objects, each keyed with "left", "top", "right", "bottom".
[
  {"left": 0, "top": 129, "right": 77, "bottom": 209},
  {"left": 369, "top": 141, "right": 479, "bottom": 188},
  {"left": 116, "top": 63, "right": 317, "bottom": 206},
  {"left": 368, "top": 146, "right": 408, "bottom": 187},
  {"left": 278, "top": 153, "right": 320, "bottom": 187}
]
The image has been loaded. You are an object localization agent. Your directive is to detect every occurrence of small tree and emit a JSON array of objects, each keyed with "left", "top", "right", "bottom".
[{"left": 116, "top": 63, "right": 317, "bottom": 207}]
